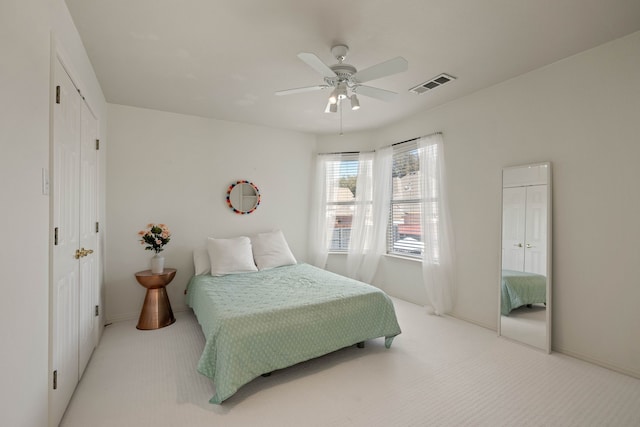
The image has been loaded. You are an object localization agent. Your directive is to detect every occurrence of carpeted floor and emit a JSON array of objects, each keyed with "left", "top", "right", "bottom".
[{"left": 61, "top": 298, "right": 640, "bottom": 427}]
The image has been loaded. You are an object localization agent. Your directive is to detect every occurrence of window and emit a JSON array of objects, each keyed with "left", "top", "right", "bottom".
[
  {"left": 325, "top": 154, "right": 359, "bottom": 252},
  {"left": 315, "top": 137, "right": 442, "bottom": 262},
  {"left": 387, "top": 141, "right": 423, "bottom": 258}
]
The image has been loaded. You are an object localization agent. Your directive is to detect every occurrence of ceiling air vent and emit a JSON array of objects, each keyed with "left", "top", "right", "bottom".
[{"left": 409, "top": 73, "right": 456, "bottom": 94}]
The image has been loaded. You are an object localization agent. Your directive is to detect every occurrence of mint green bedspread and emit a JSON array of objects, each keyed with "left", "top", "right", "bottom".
[
  {"left": 501, "top": 269, "right": 547, "bottom": 316},
  {"left": 186, "top": 263, "right": 401, "bottom": 404}
]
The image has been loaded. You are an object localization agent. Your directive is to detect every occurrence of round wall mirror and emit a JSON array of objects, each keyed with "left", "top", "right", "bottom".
[{"left": 226, "top": 180, "right": 260, "bottom": 214}]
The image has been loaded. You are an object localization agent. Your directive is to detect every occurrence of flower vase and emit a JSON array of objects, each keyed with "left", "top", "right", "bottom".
[{"left": 150, "top": 254, "right": 165, "bottom": 274}]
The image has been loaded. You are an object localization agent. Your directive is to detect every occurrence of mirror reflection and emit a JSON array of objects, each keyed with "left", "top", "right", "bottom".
[
  {"left": 500, "top": 162, "right": 551, "bottom": 352},
  {"left": 226, "top": 180, "right": 260, "bottom": 214}
]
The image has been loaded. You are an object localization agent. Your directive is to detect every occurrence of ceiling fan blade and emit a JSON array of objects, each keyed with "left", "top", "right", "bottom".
[
  {"left": 355, "top": 85, "right": 398, "bottom": 102},
  {"left": 297, "top": 52, "right": 337, "bottom": 78},
  {"left": 353, "top": 57, "right": 408, "bottom": 83},
  {"left": 275, "top": 85, "right": 329, "bottom": 96}
]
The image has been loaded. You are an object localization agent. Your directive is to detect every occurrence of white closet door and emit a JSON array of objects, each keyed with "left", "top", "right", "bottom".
[
  {"left": 502, "top": 186, "right": 526, "bottom": 271},
  {"left": 78, "top": 101, "right": 98, "bottom": 378},
  {"left": 51, "top": 59, "right": 81, "bottom": 427},
  {"left": 524, "top": 185, "right": 547, "bottom": 275}
]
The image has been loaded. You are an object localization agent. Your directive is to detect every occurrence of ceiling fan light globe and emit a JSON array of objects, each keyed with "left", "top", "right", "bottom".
[
  {"left": 350, "top": 94, "right": 360, "bottom": 110},
  {"left": 328, "top": 87, "right": 339, "bottom": 104},
  {"left": 336, "top": 83, "right": 348, "bottom": 100}
]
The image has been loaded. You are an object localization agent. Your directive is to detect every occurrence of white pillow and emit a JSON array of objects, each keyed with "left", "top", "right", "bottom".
[
  {"left": 193, "top": 248, "right": 210, "bottom": 276},
  {"left": 251, "top": 230, "right": 297, "bottom": 271},
  {"left": 207, "top": 236, "right": 258, "bottom": 276}
]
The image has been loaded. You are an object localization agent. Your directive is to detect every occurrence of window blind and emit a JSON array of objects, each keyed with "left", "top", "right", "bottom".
[
  {"left": 326, "top": 153, "right": 359, "bottom": 252},
  {"left": 387, "top": 141, "right": 423, "bottom": 257}
]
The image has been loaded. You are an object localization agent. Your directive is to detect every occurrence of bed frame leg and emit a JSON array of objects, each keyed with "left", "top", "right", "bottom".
[{"left": 357, "top": 341, "right": 365, "bottom": 348}]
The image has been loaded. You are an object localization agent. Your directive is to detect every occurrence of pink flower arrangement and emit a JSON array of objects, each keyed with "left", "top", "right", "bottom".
[{"left": 138, "top": 223, "right": 171, "bottom": 253}]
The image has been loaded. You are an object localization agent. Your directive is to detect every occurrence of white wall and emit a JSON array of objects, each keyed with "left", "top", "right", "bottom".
[
  {"left": 0, "top": 1, "right": 106, "bottom": 426},
  {"left": 318, "top": 31, "right": 640, "bottom": 378},
  {"left": 105, "top": 104, "right": 316, "bottom": 322},
  {"left": 0, "top": 3, "right": 50, "bottom": 425}
]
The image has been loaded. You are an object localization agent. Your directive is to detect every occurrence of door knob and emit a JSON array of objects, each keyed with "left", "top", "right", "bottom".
[
  {"left": 75, "top": 248, "right": 94, "bottom": 258},
  {"left": 514, "top": 243, "right": 523, "bottom": 247},
  {"left": 526, "top": 243, "right": 534, "bottom": 248}
]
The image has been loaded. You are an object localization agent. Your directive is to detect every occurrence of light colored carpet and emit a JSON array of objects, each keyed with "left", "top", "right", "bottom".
[{"left": 61, "top": 298, "right": 640, "bottom": 427}]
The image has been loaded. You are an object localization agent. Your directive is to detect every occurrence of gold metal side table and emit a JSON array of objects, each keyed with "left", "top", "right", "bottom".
[{"left": 135, "top": 268, "right": 177, "bottom": 330}]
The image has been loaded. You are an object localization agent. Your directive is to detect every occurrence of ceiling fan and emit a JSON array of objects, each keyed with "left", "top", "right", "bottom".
[{"left": 275, "top": 45, "right": 408, "bottom": 113}]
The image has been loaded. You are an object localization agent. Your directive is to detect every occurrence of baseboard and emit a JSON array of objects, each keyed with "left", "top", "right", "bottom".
[
  {"left": 106, "top": 307, "right": 191, "bottom": 325},
  {"left": 554, "top": 346, "right": 640, "bottom": 380},
  {"left": 448, "top": 312, "right": 497, "bottom": 332},
  {"left": 105, "top": 311, "right": 139, "bottom": 324}
]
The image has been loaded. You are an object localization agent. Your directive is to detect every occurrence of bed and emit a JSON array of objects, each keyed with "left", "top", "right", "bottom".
[
  {"left": 500, "top": 269, "right": 547, "bottom": 316},
  {"left": 186, "top": 262, "right": 402, "bottom": 404}
]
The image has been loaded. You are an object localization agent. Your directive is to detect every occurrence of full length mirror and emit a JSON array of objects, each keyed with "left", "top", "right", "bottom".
[{"left": 499, "top": 162, "right": 551, "bottom": 352}]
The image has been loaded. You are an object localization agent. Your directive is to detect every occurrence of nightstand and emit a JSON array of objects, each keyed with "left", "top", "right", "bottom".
[{"left": 134, "top": 268, "right": 177, "bottom": 330}]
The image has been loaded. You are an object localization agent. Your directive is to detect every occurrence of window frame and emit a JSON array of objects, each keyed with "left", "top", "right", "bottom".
[
  {"left": 325, "top": 153, "right": 360, "bottom": 253},
  {"left": 386, "top": 141, "right": 425, "bottom": 259}
]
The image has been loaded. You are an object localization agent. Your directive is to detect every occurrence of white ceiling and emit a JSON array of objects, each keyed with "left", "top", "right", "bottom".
[{"left": 65, "top": 0, "right": 640, "bottom": 135}]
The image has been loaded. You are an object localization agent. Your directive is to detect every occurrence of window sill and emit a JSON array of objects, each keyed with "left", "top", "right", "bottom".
[
  {"left": 328, "top": 252, "right": 422, "bottom": 262},
  {"left": 383, "top": 253, "right": 422, "bottom": 263}
]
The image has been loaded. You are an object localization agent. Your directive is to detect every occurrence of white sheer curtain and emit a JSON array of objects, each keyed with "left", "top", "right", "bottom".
[
  {"left": 308, "top": 154, "right": 341, "bottom": 268},
  {"left": 346, "top": 152, "right": 373, "bottom": 280},
  {"left": 346, "top": 147, "right": 393, "bottom": 282},
  {"left": 418, "top": 133, "right": 456, "bottom": 315}
]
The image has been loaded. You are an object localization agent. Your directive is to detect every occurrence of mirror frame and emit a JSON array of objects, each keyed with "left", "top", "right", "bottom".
[
  {"left": 498, "top": 162, "right": 552, "bottom": 353},
  {"left": 226, "top": 180, "right": 261, "bottom": 214}
]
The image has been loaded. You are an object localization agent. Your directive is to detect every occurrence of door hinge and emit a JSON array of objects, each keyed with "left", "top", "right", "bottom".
[
  {"left": 55, "top": 86, "right": 60, "bottom": 104},
  {"left": 95, "top": 305, "right": 99, "bottom": 317},
  {"left": 96, "top": 139, "right": 100, "bottom": 150},
  {"left": 54, "top": 227, "right": 59, "bottom": 245},
  {"left": 53, "top": 370, "right": 58, "bottom": 390},
  {"left": 96, "top": 222, "right": 99, "bottom": 233}
]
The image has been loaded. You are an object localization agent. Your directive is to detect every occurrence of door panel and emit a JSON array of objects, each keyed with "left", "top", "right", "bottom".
[
  {"left": 53, "top": 274, "right": 78, "bottom": 413},
  {"left": 502, "top": 186, "right": 526, "bottom": 270},
  {"left": 51, "top": 59, "right": 81, "bottom": 427},
  {"left": 78, "top": 255, "right": 96, "bottom": 376},
  {"left": 78, "top": 101, "right": 98, "bottom": 377},
  {"left": 524, "top": 185, "right": 547, "bottom": 275},
  {"left": 502, "top": 185, "right": 548, "bottom": 274}
]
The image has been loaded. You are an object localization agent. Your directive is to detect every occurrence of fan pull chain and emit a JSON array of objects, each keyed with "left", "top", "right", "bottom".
[{"left": 339, "top": 101, "right": 343, "bottom": 136}]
